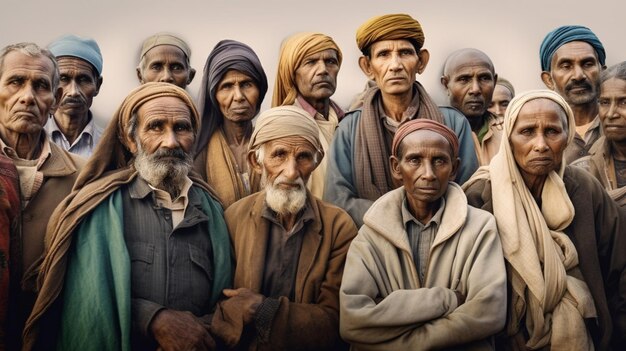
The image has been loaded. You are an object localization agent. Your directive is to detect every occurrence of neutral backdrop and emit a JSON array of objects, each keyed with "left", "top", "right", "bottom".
[{"left": 1, "top": 0, "right": 624, "bottom": 127}]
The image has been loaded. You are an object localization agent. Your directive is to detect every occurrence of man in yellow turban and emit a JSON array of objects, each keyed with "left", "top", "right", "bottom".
[
  {"left": 324, "top": 13, "right": 478, "bottom": 227},
  {"left": 273, "top": 32, "right": 344, "bottom": 199}
]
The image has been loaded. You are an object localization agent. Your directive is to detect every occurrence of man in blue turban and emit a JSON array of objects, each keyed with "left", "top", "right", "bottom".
[{"left": 539, "top": 25, "right": 607, "bottom": 164}]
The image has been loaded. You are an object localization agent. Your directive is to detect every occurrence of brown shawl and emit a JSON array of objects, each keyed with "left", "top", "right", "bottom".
[{"left": 354, "top": 82, "right": 444, "bottom": 201}]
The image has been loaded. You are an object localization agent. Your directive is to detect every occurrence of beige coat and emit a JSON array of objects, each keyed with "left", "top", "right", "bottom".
[
  {"left": 472, "top": 113, "right": 504, "bottom": 166},
  {"left": 340, "top": 184, "right": 506, "bottom": 350}
]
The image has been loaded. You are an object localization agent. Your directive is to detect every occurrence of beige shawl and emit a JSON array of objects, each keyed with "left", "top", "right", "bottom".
[{"left": 463, "top": 90, "right": 596, "bottom": 350}]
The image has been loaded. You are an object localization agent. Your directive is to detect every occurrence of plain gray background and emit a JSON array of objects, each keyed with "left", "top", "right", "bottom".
[{"left": 1, "top": 0, "right": 624, "bottom": 127}]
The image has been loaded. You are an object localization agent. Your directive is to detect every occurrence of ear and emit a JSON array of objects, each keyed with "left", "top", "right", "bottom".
[
  {"left": 94, "top": 76, "right": 103, "bottom": 96},
  {"left": 440, "top": 75, "right": 449, "bottom": 90},
  {"left": 49, "top": 86, "right": 63, "bottom": 114},
  {"left": 187, "top": 68, "right": 196, "bottom": 85},
  {"left": 449, "top": 157, "right": 460, "bottom": 181},
  {"left": 358, "top": 56, "right": 375, "bottom": 80},
  {"left": 390, "top": 155, "right": 403, "bottom": 182},
  {"left": 541, "top": 71, "right": 555, "bottom": 90},
  {"left": 125, "top": 131, "right": 138, "bottom": 154},
  {"left": 136, "top": 67, "right": 143, "bottom": 84},
  {"left": 247, "top": 149, "right": 263, "bottom": 175},
  {"left": 416, "top": 49, "right": 430, "bottom": 75}
]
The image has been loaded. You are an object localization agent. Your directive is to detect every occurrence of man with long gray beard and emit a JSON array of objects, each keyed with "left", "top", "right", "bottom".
[
  {"left": 23, "top": 82, "right": 232, "bottom": 351},
  {"left": 210, "top": 105, "right": 357, "bottom": 351}
]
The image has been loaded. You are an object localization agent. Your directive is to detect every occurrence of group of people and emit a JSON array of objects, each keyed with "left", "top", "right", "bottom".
[{"left": 0, "top": 11, "right": 625, "bottom": 351}]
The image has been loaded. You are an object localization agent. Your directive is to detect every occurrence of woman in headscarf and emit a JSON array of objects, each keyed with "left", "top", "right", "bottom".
[
  {"left": 463, "top": 89, "right": 626, "bottom": 350},
  {"left": 194, "top": 39, "right": 268, "bottom": 208}
]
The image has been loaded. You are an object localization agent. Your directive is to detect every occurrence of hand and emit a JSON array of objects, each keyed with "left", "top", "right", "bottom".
[
  {"left": 222, "top": 288, "right": 265, "bottom": 324},
  {"left": 151, "top": 309, "right": 216, "bottom": 351}
]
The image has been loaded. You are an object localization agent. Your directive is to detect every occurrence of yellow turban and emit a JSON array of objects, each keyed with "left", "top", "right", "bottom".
[
  {"left": 272, "top": 32, "right": 342, "bottom": 107},
  {"left": 356, "top": 13, "right": 425, "bottom": 54}
]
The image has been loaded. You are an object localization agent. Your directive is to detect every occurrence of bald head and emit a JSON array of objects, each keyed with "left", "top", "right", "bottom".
[{"left": 441, "top": 48, "right": 497, "bottom": 120}]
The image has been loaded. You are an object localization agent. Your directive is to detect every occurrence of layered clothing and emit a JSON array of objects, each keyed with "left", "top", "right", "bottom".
[
  {"left": 472, "top": 112, "right": 504, "bottom": 166},
  {"left": 340, "top": 184, "right": 506, "bottom": 350},
  {"left": 211, "top": 191, "right": 357, "bottom": 350},
  {"left": 563, "top": 115, "right": 602, "bottom": 164}
]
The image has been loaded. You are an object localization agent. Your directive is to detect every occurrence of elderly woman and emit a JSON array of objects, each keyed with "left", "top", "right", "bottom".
[
  {"left": 463, "top": 89, "right": 626, "bottom": 350},
  {"left": 193, "top": 39, "right": 268, "bottom": 208}
]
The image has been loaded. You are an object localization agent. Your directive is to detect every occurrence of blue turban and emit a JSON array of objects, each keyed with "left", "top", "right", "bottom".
[
  {"left": 194, "top": 39, "right": 268, "bottom": 155},
  {"left": 48, "top": 34, "right": 103, "bottom": 76},
  {"left": 539, "top": 25, "right": 606, "bottom": 72}
]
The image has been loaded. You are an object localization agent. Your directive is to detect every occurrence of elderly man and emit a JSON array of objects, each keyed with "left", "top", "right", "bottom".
[
  {"left": 137, "top": 33, "right": 195, "bottom": 89},
  {"left": 45, "top": 34, "right": 104, "bottom": 158},
  {"left": 194, "top": 39, "right": 268, "bottom": 208},
  {"left": 442, "top": 48, "right": 504, "bottom": 165},
  {"left": 540, "top": 25, "right": 606, "bottom": 164},
  {"left": 210, "top": 105, "right": 357, "bottom": 351},
  {"left": 0, "top": 42, "right": 84, "bottom": 348},
  {"left": 340, "top": 119, "right": 506, "bottom": 350},
  {"left": 324, "top": 13, "right": 478, "bottom": 227},
  {"left": 272, "top": 32, "right": 344, "bottom": 198},
  {"left": 23, "top": 83, "right": 232, "bottom": 351},
  {"left": 572, "top": 61, "right": 626, "bottom": 206},
  {"left": 488, "top": 76, "right": 515, "bottom": 118}
]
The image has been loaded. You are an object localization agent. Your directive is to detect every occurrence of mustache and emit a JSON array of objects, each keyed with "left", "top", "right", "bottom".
[
  {"left": 61, "top": 97, "right": 86, "bottom": 106},
  {"left": 151, "top": 147, "right": 189, "bottom": 161},
  {"left": 565, "top": 81, "right": 592, "bottom": 92}
]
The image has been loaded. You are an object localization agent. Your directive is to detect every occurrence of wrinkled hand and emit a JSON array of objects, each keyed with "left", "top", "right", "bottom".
[
  {"left": 222, "top": 288, "right": 265, "bottom": 324},
  {"left": 151, "top": 309, "right": 216, "bottom": 351}
]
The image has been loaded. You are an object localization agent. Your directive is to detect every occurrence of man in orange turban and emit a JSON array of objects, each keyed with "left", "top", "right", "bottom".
[{"left": 324, "top": 13, "right": 478, "bottom": 227}]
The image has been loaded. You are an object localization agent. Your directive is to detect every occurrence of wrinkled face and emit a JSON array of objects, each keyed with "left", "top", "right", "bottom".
[
  {"left": 391, "top": 130, "right": 458, "bottom": 209},
  {"left": 139, "top": 45, "right": 192, "bottom": 88},
  {"left": 258, "top": 136, "right": 318, "bottom": 214},
  {"left": 510, "top": 99, "right": 568, "bottom": 182},
  {"left": 0, "top": 51, "right": 58, "bottom": 137},
  {"left": 544, "top": 41, "right": 602, "bottom": 106},
  {"left": 215, "top": 70, "right": 260, "bottom": 123},
  {"left": 294, "top": 49, "right": 339, "bottom": 103},
  {"left": 361, "top": 39, "right": 425, "bottom": 97},
  {"left": 56, "top": 56, "right": 100, "bottom": 117},
  {"left": 598, "top": 77, "right": 626, "bottom": 143},
  {"left": 488, "top": 84, "right": 513, "bottom": 118},
  {"left": 444, "top": 55, "right": 495, "bottom": 119}
]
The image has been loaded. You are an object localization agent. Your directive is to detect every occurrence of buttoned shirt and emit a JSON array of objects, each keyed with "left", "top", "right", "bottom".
[
  {"left": 260, "top": 202, "right": 315, "bottom": 300},
  {"left": 401, "top": 194, "right": 446, "bottom": 285},
  {"left": 563, "top": 115, "right": 602, "bottom": 164},
  {"left": 44, "top": 112, "right": 103, "bottom": 158},
  {"left": 122, "top": 176, "right": 214, "bottom": 348}
]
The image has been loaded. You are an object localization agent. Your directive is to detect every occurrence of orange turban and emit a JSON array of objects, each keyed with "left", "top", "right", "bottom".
[
  {"left": 272, "top": 32, "right": 342, "bottom": 107},
  {"left": 356, "top": 13, "right": 425, "bottom": 54},
  {"left": 392, "top": 119, "right": 459, "bottom": 159}
]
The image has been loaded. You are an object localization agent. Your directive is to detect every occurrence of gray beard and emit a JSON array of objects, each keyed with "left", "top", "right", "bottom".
[
  {"left": 133, "top": 142, "right": 193, "bottom": 199},
  {"left": 261, "top": 169, "right": 307, "bottom": 215}
]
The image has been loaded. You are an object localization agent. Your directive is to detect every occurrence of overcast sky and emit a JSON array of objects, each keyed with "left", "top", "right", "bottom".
[{"left": 1, "top": 0, "right": 624, "bottom": 126}]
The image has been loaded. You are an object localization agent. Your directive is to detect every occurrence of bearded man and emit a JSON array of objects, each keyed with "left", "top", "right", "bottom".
[
  {"left": 23, "top": 83, "right": 232, "bottom": 351},
  {"left": 210, "top": 105, "right": 357, "bottom": 351}
]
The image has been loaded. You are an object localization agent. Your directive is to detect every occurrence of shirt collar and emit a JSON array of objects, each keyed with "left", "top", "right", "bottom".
[
  {"left": 0, "top": 132, "right": 51, "bottom": 169},
  {"left": 295, "top": 95, "right": 345, "bottom": 120},
  {"left": 261, "top": 195, "right": 315, "bottom": 227},
  {"left": 129, "top": 175, "right": 193, "bottom": 207},
  {"left": 45, "top": 112, "right": 96, "bottom": 142},
  {"left": 401, "top": 192, "right": 446, "bottom": 228},
  {"left": 377, "top": 84, "right": 420, "bottom": 127}
]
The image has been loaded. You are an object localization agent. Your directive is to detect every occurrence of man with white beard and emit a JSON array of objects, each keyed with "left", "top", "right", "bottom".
[
  {"left": 210, "top": 105, "right": 357, "bottom": 351},
  {"left": 24, "top": 82, "right": 232, "bottom": 351}
]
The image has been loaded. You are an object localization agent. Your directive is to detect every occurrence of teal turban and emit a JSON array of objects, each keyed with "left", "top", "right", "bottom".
[{"left": 539, "top": 25, "right": 605, "bottom": 72}]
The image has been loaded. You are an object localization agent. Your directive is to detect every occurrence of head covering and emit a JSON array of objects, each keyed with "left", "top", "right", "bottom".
[
  {"left": 194, "top": 39, "right": 267, "bottom": 156},
  {"left": 463, "top": 90, "right": 595, "bottom": 350},
  {"left": 48, "top": 34, "right": 103, "bottom": 75},
  {"left": 539, "top": 25, "right": 606, "bottom": 72},
  {"left": 496, "top": 77, "right": 515, "bottom": 97},
  {"left": 272, "top": 32, "right": 342, "bottom": 107},
  {"left": 249, "top": 105, "right": 322, "bottom": 155},
  {"left": 356, "top": 14, "right": 425, "bottom": 54},
  {"left": 140, "top": 33, "right": 191, "bottom": 60},
  {"left": 392, "top": 119, "right": 459, "bottom": 159},
  {"left": 75, "top": 82, "right": 200, "bottom": 190}
]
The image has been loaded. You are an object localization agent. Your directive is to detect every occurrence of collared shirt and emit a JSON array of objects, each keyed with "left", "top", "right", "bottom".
[
  {"left": 0, "top": 134, "right": 51, "bottom": 206},
  {"left": 260, "top": 201, "right": 315, "bottom": 300},
  {"left": 44, "top": 112, "right": 103, "bottom": 158},
  {"left": 401, "top": 194, "right": 446, "bottom": 285},
  {"left": 122, "top": 176, "right": 214, "bottom": 348},
  {"left": 563, "top": 115, "right": 602, "bottom": 164},
  {"left": 295, "top": 95, "right": 345, "bottom": 121},
  {"left": 148, "top": 177, "right": 193, "bottom": 228}
]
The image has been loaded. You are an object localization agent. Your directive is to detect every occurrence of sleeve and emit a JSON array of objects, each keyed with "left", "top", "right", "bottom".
[
  {"left": 441, "top": 107, "right": 479, "bottom": 185},
  {"left": 256, "top": 212, "right": 358, "bottom": 351},
  {"left": 323, "top": 113, "right": 373, "bottom": 227},
  {"left": 340, "top": 217, "right": 506, "bottom": 350},
  {"left": 132, "top": 298, "right": 165, "bottom": 339}
]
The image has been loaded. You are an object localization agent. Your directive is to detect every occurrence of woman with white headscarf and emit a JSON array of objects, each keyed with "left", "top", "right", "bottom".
[{"left": 463, "top": 89, "right": 626, "bottom": 351}]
